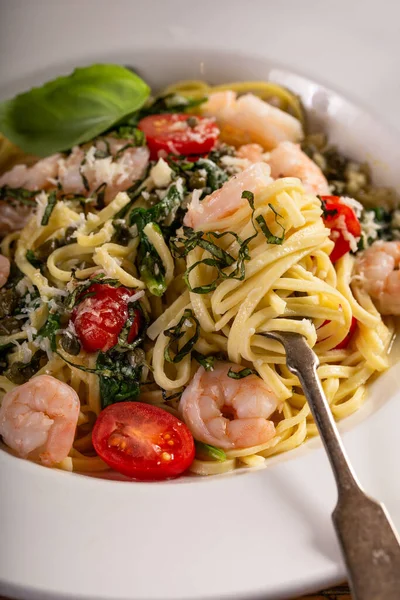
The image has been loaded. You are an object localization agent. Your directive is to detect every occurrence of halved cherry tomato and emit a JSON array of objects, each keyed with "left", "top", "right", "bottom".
[
  {"left": 138, "top": 113, "right": 219, "bottom": 159},
  {"left": 92, "top": 402, "right": 195, "bottom": 480},
  {"left": 321, "top": 196, "right": 361, "bottom": 262},
  {"left": 321, "top": 316, "right": 357, "bottom": 349},
  {"left": 72, "top": 284, "right": 141, "bottom": 353}
]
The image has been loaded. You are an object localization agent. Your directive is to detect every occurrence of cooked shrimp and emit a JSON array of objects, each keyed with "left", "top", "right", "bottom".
[
  {"left": 202, "top": 91, "right": 303, "bottom": 150},
  {"left": 0, "top": 254, "right": 10, "bottom": 288},
  {"left": 57, "top": 138, "right": 149, "bottom": 203},
  {"left": 0, "top": 154, "right": 60, "bottom": 191},
  {"left": 267, "top": 141, "right": 330, "bottom": 195},
  {"left": 184, "top": 161, "right": 271, "bottom": 230},
  {"left": 355, "top": 240, "right": 400, "bottom": 315},
  {"left": 0, "top": 201, "right": 33, "bottom": 235},
  {"left": 179, "top": 362, "right": 278, "bottom": 449},
  {"left": 0, "top": 374, "right": 80, "bottom": 466}
]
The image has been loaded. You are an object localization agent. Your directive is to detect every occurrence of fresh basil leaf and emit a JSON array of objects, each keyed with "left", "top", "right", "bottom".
[
  {"left": 41, "top": 190, "right": 57, "bottom": 226},
  {"left": 195, "top": 442, "right": 226, "bottom": 462},
  {"left": 0, "top": 64, "right": 150, "bottom": 156}
]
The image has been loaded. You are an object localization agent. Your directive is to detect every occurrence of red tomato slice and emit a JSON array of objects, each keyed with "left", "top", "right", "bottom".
[
  {"left": 92, "top": 402, "right": 195, "bottom": 480},
  {"left": 138, "top": 113, "right": 219, "bottom": 159},
  {"left": 321, "top": 196, "right": 361, "bottom": 263},
  {"left": 72, "top": 284, "right": 141, "bottom": 353}
]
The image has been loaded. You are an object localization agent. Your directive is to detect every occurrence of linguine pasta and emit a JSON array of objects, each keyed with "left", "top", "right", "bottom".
[{"left": 0, "top": 73, "right": 396, "bottom": 479}]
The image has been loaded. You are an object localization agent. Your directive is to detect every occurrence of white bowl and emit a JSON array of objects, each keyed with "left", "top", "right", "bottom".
[{"left": 1, "top": 20, "right": 400, "bottom": 600}]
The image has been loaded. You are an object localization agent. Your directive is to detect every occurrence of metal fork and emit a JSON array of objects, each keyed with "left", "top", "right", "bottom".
[{"left": 261, "top": 331, "right": 400, "bottom": 600}]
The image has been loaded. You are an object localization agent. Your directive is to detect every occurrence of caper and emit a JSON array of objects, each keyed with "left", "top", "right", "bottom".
[
  {"left": 0, "top": 289, "right": 18, "bottom": 319},
  {"left": 61, "top": 333, "right": 81, "bottom": 356},
  {"left": 35, "top": 238, "right": 59, "bottom": 261},
  {"left": 186, "top": 116, "right": 198, "bottom": 128},
  {"left": 5, "top": 362, "right": 32, "bottom": 385},
  {"left": 0, "top": 317, "right": 21, "bottom": 335},
  {"left": 188, "top": 171, "right": 207, "bottom": 191},
  {"left": 64, "top": 226, "right": 77, "bottom": 245}
]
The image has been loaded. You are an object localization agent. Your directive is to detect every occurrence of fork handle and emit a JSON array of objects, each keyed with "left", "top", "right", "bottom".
[{"left": 294, "top": 350, "right": 400, "bottom": 600}]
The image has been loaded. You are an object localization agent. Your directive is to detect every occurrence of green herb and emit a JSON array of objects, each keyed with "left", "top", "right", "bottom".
[
  {"left": 256, "top": 204, "right": 285, "bottom": 245},
  {"left": 164, "top": 309, "right": 200, "bottom": 363},
  {"left": 40, "top": 190, "right": 57, "bottom": 226},
  {"left": 64, "top": 273, "right": 121, "bottom": 310},
  {"left": 227, "top": 367, "right": 258, "bottom": 379},
  {"left": 129, "top": 181, "right": 185, "bottom": 228},
  {"left": 171, "top": 225, "right": 251, "bottom": 295},
  {"left": 112, "top": 125, "right": 146, "bottom": 146},
  {"left": 26, "top": 249, "right": 42, "bottom": 269},
  {"left": 137, "top": 223, "right": 167, "bottom": 297},
  {"left": 195, "top": 442, "right": 226, "bottom": 462},
  {"left": 117, "top": 303, "right": 146, "bottom": 350},
  {"left": 92, "top": 182, "right": 107, "bottom": 209},
  {"left": 96, "top": 351, "right": 141, "bottom": 408},
  {"left": 129, "top": 183, "right": 185, "bottom": 297},
  {"left": 0, "top": 64, "right": 150, "bottom": 156},
  {"left": 37, "top": 312, "right": 60, "bottom": 351},
  {"left": 0, "top": 185, "right": 37, "bottom": 207},
  {"left": 192, "top": 350, "right": 216, "bottom": 371},
  {"left": 58, "top": 348, "right": 143, "bottom": 409}
]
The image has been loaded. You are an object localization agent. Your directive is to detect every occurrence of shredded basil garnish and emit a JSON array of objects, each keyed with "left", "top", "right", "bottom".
[
  {"left": 37, "top": 312, "right": 60, "bottom": 351},
  {"left": 192, "top": 350, "right": 216, "bottom": 371},
  {"left": 64, "top": 273, "right": 121, "bottom": 310},
  {"left": 195, "top": 442, "right": 226, "bottom": 462},
  {"left": 256, "top": 204, "right": 285, "bottom": 245},
  {"left": 164, "top": 309, "right": 200, "bottom": 363},
  {"left": 25, "top": 249, "right": 42, "bottom": 269},
  {"left": 40, "top": 190, "right": 57, "bottom": 226},
  {"left": 0, "top": 185, "right": 37, "bottom": 207},
  {"left": 227, "top": 367, "right": 258, "bottom": 380}
]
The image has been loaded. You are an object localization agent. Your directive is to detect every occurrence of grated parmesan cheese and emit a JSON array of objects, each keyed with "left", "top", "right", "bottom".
[
  {"left": 339, "top": 196, "right": 363, "bottom": 218},
  {"left": 330, "top": 214, "right": 360, "bottom": 252},
  {"left": 127, "top": 290, "right": 145, "bottom": 304},
  {"left": 360, "top": 210, "right": 383, "bottom": 247},
  {"left": 150, "top": 158, "right": 173, "bottom": 188}
]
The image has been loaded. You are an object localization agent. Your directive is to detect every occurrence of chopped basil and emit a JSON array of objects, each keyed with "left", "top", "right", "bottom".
[
  {"left": 256, "top": 204, "right": 285, "bottom": 245},
  {"left": 164, "top": 309, "right": 200, "bottom": 363},
  {"left": 25, "top": 249, "right": 42, "bottom": 269},
  {"left": 41, "top": 190, "right": 57, "bottom": 226},
  {"left": 195, "top": 442, "right": 226, "bottom": 462},
  {"left": 64, "top": 273, "right": 121, "bottom": 310},
  {"left": 0, "top": 185, "right": 37, "bottom": 207},
  {"left": 192, "top": 350, "right": 216, "bottom": 371},
  {"left": 227, "top": 367, "right": 258, "bottom": 380},
  {"left": 37, "top": 312, "right": 60, "bottom": 351}
]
